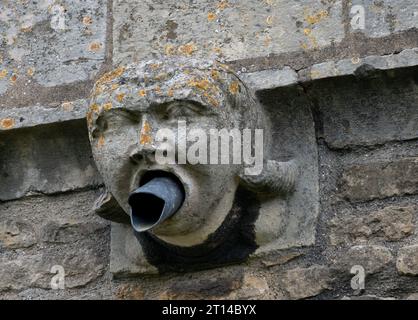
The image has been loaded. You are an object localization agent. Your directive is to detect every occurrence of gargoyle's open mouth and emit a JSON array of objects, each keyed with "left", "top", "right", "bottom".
[{"left": 128, "top": 170, "right": 185, "bottom": 232}]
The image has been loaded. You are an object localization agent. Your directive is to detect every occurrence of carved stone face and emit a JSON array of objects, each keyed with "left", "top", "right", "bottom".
[{"left": 87, "top": 59, "right": 268, "bottom": 247}]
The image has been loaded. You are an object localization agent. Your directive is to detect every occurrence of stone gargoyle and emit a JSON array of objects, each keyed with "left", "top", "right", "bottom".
[{"left": 87, "top": 59, "right": 300, "bottom": 273}]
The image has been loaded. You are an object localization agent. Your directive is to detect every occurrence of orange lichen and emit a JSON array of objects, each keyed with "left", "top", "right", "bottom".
[
  {"left": 178, "top": 43, "right": 196, "bottom": 56},
  {"left": 20, "top": 26, "right": 32, "bottom": 33},
  {"left": 229, "top": 81, "right": 240, "bottom": 94},
  {"left": 62, "top": 101, "right": 74, "bottom": 111},
  {"left": 10, "top": 74, "right": 17, "bottom": 84},
  {"left": 139, "top": 121, "right": 153, "bottom": 145},
  {"left": 88, "top": 42, "right": 102, "bottom": 52},
  {"left": 27, "top": 67, "right": 35, "bottom": 77},
  {"left": 217, "top": 0, "right": 230, "bottom": 10},
  {"left": 207, "top": 12, "right": 217, "bottom": 21},
  {"left": 212, "top": 47, "right": 223, "bottom": 55},
  {"left": 168, "top": 88, "right": 174, "bottom": 97},
  {"left": 111, "top": 83, "right": 120, "bottom": 90},
  {"left": 210, "top": 69, "right": 219, "bottom": 80},
  {"left": 0, "top": 118, "right": 15, "bottom": 129},
  {"left": 264, "top": 34, "right": 272, "bottom": 47},
  {"left": 83, "top": 16, "right": 93, "bottom": 25},
  {"left": 0, "top": 69, "right": 7, "bottom": 79},
  {"left": 87, "top": 110, "right": 93, "bottom": 126},
  {"left": 188, "top": 78, "right": 211, "bottom": 90},
  {"left": 203, "top": 92, "right": 220, "bottom": 107},
  {"left": 97, "top": 135, "right": 105, "bottom": 148},
  {"left": 150, "top": 63, "right": 162, "bottom": 70},
  {"left": 116, "top": 93, "right": 125, "bottom": 102},
  {"left": 90, "top": 103, "right": 100, "bottom": 113},
  {"left": 96, "top": 66, "right": 126, "bottom": 85},
  {"left": 305, "top": 10, "right": 329, "bottom": 25},
  {"left": 103, "top": 102, "right": 112, "bottom": 111},
  {"left": 138, "top": 89, "right": 147, "bottom": 97},
  {"left": 164, "top": 44, "right": 176, "bottom": 55},
  {"left": 303, "top": 28, "right": 312, "bottom": 35}
]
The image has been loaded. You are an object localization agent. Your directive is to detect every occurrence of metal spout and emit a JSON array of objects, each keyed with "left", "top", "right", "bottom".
[{"left": 128, "top": 176, "right": 185, "bottom": 232}]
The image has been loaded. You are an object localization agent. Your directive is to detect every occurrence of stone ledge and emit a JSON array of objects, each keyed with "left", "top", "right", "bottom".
[
  {"left": 1, "top": 48, "right": 417, "bottom": 131},
  {"left": 242, "top": 48, "right": 418, "bottom": 91},
  {"left": 0, "top": 99, "right": 88, "bottom": 132}
]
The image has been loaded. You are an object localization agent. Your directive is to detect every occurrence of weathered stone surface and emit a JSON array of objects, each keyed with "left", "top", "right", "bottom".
[
  {"left": 310, "top": 67, "right": 418, "bottom": 148},
  {"left": 406, "top": 293, "right": 418, "bottom": 300},
  {"left": 254, "top": 87, "right": 319, "bottom": 253},
  {"left": 34, "top": 245, "right": 107, "bottom": 289},
  {"left": 0, "top": 0, "right": 107, "bottom": 97},
  {"left": 113, "top": 0, "right": 344, "bottom": 64},
  {"left": 260, "top": 252, "right": 302, "bottom": 268},
  {"left": 0, "top": 255, "right": 41, "bottom": 292},
  {"left": 115, "top": 284, "right": 145, "bottom": 300},
  {"left": 0, "top": 99, "right": 88, "bottom": 131},
  {"left": 341, "top": 295, "right": 396, "bottom": 300},
  {"left": 157, "top": 271, "right": 243, "bottom": 300},
  {"left": 340, "top": 158, "right": 418, "bottom": 202},
  {"left": 241, "top": 67, "right": 298, "bottom": 91},
  {"left": 110, "top": 223, "right": 158, "bottom": 277},
  {"left": 0, "top": 190, "right": 109, "bottom": 292},
  {"left": 228, "top": 274, "right": 270, "bottom": 299},
  {"left": 0, "top": 219, "right": 36, "bottom": 249},
  {"left": 350, "top": 0, "right": 418, "bottom": 38},
  {"left": 280, "top": 265, "right": 331, "bottom": 299},
  {"left": 0, "top": 120, "right": 102, "bottom": 201},
  {"left": 337, "top": 245, "right": 393, "bottom": 274},
  {"left": 396, "top": 245, "right": 418, "bottom": 276},
  {"left": 41, "top": 220, "right": 108, "bottom": 244},
  {"left": 300, "top": 48, "right": 418, "bottom": 82},
  {"left": 0, "top": 190, "right": 109, "bottom": 241},
  {"left": 0, "top": 246, "right": 107, "bottom": 291},
  {"left": 329, "top": 206, "right": 415, "bottom": 245}
]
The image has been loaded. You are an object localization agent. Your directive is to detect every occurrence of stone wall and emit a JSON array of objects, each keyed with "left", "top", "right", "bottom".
[{"left": 1, "top": 0, "right": 418, "bottom": 300}]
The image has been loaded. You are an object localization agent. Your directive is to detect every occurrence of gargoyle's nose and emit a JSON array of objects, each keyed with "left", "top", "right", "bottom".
[
  {"left": 128, "top": 173, "right": 185, "bottom": 232},
  {"left": 130, "top": 115, "right": 157, "bottom": 163}
]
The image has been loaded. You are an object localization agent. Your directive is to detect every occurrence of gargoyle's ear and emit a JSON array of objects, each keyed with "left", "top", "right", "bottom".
[
  {"left": 93, "top": 188, "right": 131, "bottom": 224},
  {"left": 239, "top": 159, "right": 298, "bottom": 195}
]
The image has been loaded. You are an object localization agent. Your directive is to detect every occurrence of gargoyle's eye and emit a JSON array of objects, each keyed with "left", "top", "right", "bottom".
[
  {"left": 91, "top": 117, "right": 108, "bottom": 138},
  {"left": 92, "top": 110, "right": 138, "bottom": 138},
  {"left": 164, "top": 104, "right": 202, "bottom": 120}
]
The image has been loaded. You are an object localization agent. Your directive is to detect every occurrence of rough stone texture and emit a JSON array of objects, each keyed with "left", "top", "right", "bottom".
[
  {"left": 279, "top": 265, "right": 331, "bottom": 300},
  {"left": 329, "top": 205, "right": 415, "bottom": 245},
  {"left": 0, "top": 219, "right": 37, "bottom": 249},
  {"left": 350, "top": 0, "right": 418, "bottom": 38},
  {"left": 0, "top": 189, "right": 110, "bottom": 295},
  {"left": 397, "top": 245, "right": 418, "bottom": 276},
  {"left": 0, "top": 0, "right": 107, "bottom": 98},
  {"left": 336, "top": 245, "right": 393, "bottom": 274},
  {"left": 406, "top": 293, "right": 418, "bottom": 300},
  {"left": 309, "top": 67, "right": 418, "bottom": 149},
  {"left": 299, "top": 48, "right": 418, "bottom": 82},
  {"left": 0, "top": 120, "right": 102, "bottom": 201},
  {"left": 113, "top": 0, "right": 344, "bottom": 64},
  {"left": 0, "top": 99, "right": 88, "bottom": 131},
  {"left": 340, "top": 158, "right": 418, "bottom": 202}
]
